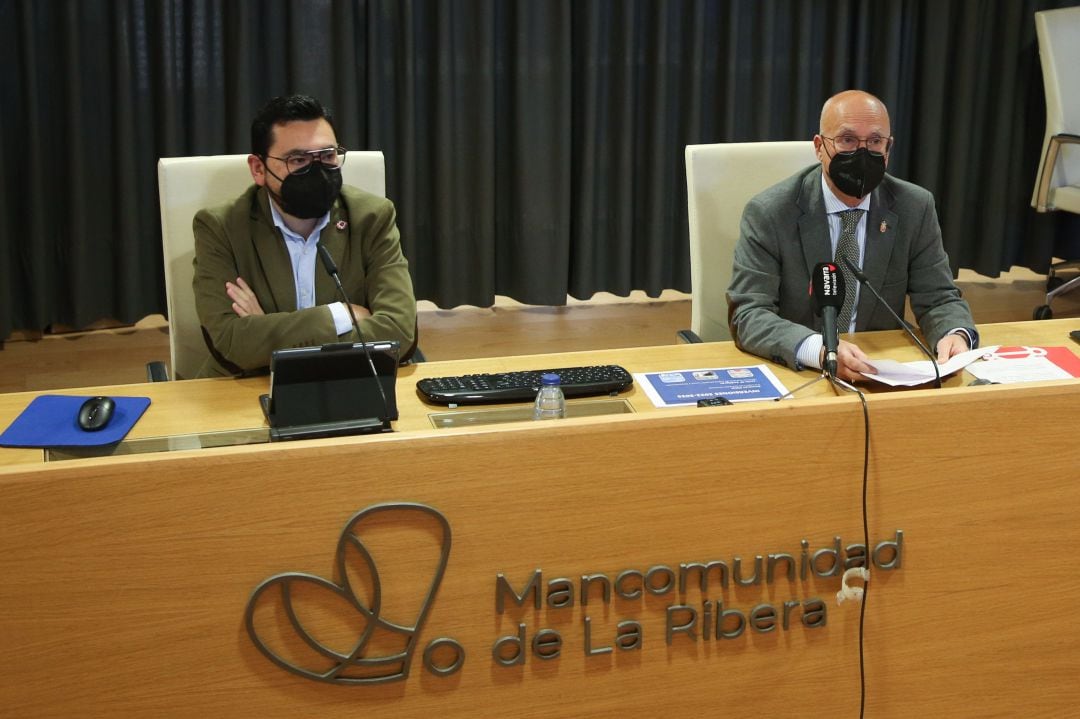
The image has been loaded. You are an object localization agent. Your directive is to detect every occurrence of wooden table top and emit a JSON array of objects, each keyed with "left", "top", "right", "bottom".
[{"left": 1, "top": 318, "right": 1077, "bottom": 468}]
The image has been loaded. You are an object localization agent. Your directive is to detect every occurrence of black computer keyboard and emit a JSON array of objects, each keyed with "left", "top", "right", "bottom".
[{"left": 416, "top": 364, "right": 634, "bottom": 405}]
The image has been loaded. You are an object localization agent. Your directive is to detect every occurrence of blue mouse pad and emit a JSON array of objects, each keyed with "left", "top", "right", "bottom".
[{"left": 0, "top": 395, "right": 152, "bottom": 448}]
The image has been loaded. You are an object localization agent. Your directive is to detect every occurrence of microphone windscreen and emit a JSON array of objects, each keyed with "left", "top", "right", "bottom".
[{"left": 810, "top": 262, "right": 845, "bottom": 314}]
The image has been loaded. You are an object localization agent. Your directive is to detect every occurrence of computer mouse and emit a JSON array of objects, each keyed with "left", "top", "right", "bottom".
[{"left": 77, "top": 396, "right": 116, "bottom": 431}]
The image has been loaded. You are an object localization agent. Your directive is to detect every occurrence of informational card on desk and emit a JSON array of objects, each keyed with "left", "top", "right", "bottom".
[
  {"left": 966, "top": 345, "right": 1080, "bottom": 384},
  {"left": 634, "top": 365, "right": 789, "bottom": 408}
]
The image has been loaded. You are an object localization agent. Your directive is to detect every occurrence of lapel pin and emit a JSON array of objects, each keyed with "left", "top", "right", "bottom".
[
  {"left": 336, "top": 220, "right": 348, "bottom": 231},
  {"left": 879, "top": 220, "right": 887, "bottom": 233}
]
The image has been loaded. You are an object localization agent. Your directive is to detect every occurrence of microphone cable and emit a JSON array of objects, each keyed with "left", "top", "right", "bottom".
[
  {"left": 853, "top": 385, "right": 871, "bottom": 719},
  {"left": 830, "top": 375, "right": 872, "bottom": 718}
]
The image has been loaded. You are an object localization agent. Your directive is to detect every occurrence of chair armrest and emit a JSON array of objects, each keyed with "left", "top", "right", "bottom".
[
  {"left": 1035, "top": 133, "right": 1080, "bottom": 212},
  {"left": 401, "top": 346, "right": 426, "bottom": 365},
  {"left": 398, "top": 319, "right": 425, "bottom": 365},
  {"left": 676, "top": 329, "right": 704, "bottom": 344},
  {"left": 146, "top": 361, "right": 171, "bottom": 382}
]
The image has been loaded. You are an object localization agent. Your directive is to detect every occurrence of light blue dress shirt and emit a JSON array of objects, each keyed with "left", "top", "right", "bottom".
[{"left": 267, "top": 198, "right": 353, "bottom": 335}]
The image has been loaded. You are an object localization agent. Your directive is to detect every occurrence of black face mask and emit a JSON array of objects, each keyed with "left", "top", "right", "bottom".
[
  {"left": 826, "top": 147, "right": 886, "bottom": 199},
  {"left": 270, "top": 163, "right": 343, "bottom": 219}
]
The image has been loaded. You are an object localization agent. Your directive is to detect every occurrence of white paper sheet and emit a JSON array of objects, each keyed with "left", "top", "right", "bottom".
[{"left": 860, "top": 345, "right": 998, "bottom": 387}]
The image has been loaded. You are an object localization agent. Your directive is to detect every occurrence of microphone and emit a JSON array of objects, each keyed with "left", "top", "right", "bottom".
[
  {"left": 810, "top": 262, "right": 844, "bottom": 377},
  {"left": 316, "top": 243, "right": 393, "bottom": 422},
  {"left": 838, "top": 256, "right": 942, "bottom": 389}
]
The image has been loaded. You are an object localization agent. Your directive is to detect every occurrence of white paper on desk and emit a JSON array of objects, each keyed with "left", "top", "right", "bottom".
[
  {"left": 860, "top": 345, "right": 997, "bottom": 387},
  {"left": 966, "top": 357, "right": 1072, "bottom": 384}
]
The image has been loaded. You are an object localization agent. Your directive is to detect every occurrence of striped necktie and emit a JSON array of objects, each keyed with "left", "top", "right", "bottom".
[{"left": 834, "top": 209, "right": 864, "bottom": 330}]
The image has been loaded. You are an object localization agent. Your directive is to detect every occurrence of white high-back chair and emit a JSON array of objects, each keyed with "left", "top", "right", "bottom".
[
  {"left": 1030, "top": 6, "right": 1080, "bottom": 320},
  {"left": 683, "top": 141, "right": 817, "bottom": 341},
  {"left": 156, "top": 151, "right": 386, "bottom": 379}
]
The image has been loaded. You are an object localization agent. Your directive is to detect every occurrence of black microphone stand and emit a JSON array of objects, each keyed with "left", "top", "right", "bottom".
[
  {"left": 317, "top": 243, "right": 393, "bottom": 425},
  {"left": 776, "top": 365, "right": 861, "bottom": 401},
  {"left": 778, "top": 263, "right": 862, "bottom": 400}
]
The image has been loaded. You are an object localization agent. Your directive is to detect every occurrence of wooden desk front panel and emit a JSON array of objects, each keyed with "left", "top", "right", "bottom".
[{"left": 1, "top": 379, "right": 1078, "bottom": 717}]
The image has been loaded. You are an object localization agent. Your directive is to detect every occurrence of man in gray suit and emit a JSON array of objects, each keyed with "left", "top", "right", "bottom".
[{"left": 727, "top": 90, "right": 976, "bottom": 382}]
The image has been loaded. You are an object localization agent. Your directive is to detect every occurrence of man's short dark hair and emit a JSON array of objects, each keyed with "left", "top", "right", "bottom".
[{"left": 250, "top": 94, "right": 336, "bottom": 157}]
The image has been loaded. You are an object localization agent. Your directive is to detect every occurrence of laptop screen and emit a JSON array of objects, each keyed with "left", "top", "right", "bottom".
[{"left": 268, "top": 341, "right": 400, "bottom": 428}]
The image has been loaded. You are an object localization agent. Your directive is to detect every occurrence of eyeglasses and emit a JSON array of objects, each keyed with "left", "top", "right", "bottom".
[
  {"left": 821, "top": 134, "right": 893, "bottom": 155},
  {"left": 264, "top": 146, "right": 347, "bottom": 175}
]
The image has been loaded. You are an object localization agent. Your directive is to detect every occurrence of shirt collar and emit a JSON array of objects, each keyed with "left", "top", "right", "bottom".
[{"left": 267, "top": 194, "right": 331, "bottom": 242}]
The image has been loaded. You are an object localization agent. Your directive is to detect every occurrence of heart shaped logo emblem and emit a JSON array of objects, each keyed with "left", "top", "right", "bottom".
[{"left": 244, "top": 503, "right": 451, "bottom": 684}]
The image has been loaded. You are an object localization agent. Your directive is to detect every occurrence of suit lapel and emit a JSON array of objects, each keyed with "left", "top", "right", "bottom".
[
  {"left": 856, "top": 181, "right": 899, "bottom": 330},
  {"left": 251, "top": 188, "right": 296, "bottom": 313},
  {"left": 798, "top": 167, "right": 833, "bottom": 275},
  {"left": 249, "top": 190, "right": 351, "bottom": 312}
]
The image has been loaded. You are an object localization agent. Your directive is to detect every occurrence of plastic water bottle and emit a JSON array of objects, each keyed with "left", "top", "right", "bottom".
[{"left": 533, "top": 373, "right": 566, "bottom": 420}]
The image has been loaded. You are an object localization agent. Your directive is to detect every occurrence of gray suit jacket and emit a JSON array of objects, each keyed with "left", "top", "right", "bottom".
[
  {"left": 727, "top": 165, "right": 975, "bottom": 369},
  {"left": 192, "top": 185, "right": 416, "bottom": 378}
]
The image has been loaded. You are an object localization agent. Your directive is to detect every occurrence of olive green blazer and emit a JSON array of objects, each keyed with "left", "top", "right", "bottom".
[{"left": 192, "top": 185, "right": 416, "bottom": 378}]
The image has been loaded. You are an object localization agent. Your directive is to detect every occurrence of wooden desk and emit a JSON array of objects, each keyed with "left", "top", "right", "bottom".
[
  {"left": 3, "top": 337, "right": 801, "bottom": 467},
  {"left": 2, "top": 317, "right": 1068, "bottom": 468},
  {"left": 1, "top": 319, "right": 1079, "bottom": 716}
]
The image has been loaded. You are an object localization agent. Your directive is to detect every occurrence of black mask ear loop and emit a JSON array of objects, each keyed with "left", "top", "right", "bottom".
[{"left": 259, "top": 156, "right": 290, "bottom": 210}]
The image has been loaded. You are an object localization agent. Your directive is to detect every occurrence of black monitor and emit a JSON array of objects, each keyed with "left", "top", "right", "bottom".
[{"left": 261, "top": 341, "right": 399, "bottom": 442}]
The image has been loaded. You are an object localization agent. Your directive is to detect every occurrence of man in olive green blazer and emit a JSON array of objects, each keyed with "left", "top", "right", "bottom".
[{"left": 191, "top": 95, "right": 415, "bottom": 378}]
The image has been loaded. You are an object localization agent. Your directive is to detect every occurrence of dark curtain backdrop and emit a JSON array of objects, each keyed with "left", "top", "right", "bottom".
[{"left": 2, "top": 0, "right": 1078, "bottom": 340}]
